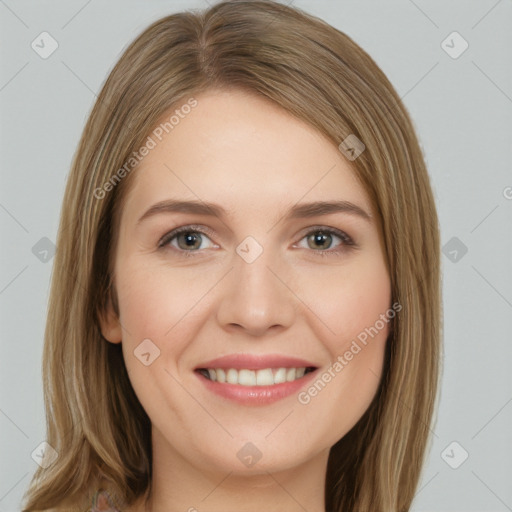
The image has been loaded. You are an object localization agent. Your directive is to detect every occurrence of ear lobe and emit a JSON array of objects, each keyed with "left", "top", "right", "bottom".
[{"left": 98, "top": 299, "right": 122, "bottom": 344}]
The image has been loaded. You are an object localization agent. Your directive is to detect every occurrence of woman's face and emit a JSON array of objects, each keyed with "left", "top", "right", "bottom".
[{"left": 101, "top": 89, "right": 391, "bottom": 477}]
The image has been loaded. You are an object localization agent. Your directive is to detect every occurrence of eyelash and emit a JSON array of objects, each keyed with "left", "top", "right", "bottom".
[{"left": 157, "top": 224, "right": 356, "bottom": 258}]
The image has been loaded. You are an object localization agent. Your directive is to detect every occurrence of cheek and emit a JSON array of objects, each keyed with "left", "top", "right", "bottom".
[
  {"left": 113, "top": 260, "right": 213, "bottom": 425},
  {"left": 113, "top": 257, "right": 228, "bottom": 408},
  {"left": 111, "top": 260, "right": 190, "bottom": 412},
  {"left": 293, "top": 255, "right": 391, "bottom": 437},
  {"left": 294, "top": 254, "right": 391, "bottom": 351},
  {"left": 115, "top": 257, "right": 213, "bottom": 344}
]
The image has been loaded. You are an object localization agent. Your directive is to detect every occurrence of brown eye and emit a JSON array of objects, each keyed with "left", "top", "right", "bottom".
[
  {"left": 307, "top": 231, "right": 334, "bottom": 250},
  {"left": 295, "top": 227, "right": 355, "bottom": 256},
  {"left": 159, "top": 226, "right": 217, "bottom": 253},
  {"left": 176, "top": 232, "right": 203, "bottom": 250}
]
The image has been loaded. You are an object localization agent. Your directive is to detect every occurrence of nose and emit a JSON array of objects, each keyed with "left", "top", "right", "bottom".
[{"left": 215, "top": 248, "right": 297, "bottom": 337}]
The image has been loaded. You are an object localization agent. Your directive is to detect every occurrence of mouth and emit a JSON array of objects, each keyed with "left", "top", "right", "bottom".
[
  {"left": 194, "top": 354, "right": 319, "bottom": 405},
  {"left": 195, "top": 366, "right": 316, "bottom": 386}
]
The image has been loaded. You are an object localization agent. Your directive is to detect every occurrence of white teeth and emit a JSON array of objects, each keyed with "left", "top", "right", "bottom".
[
  {"left": 256, "top": 368, "right": 274, "bottom": 386},
  {"left": 274, "top": 367, "right": 287, "bottom": 384},
  {"left": 226, "top": 368, "right": 238, "bottom": 384},
  {"left": 238, "top": 369, "right": 256, "bottom": 386},
  {"left": 286, "top": 368, "right": 296, "bottom": 382},
  {"left": 202, "top": 367, "right": 309, "bottom": 386}
]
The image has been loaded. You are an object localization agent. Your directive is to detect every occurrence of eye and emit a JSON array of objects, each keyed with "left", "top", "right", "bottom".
[
  {"left": 158, "top": 225, "right": 217, "bottom": 253},
  {"left": 295, "top": 227, "right": 355, "bottom": 255},
  {"left": 158, "top": 225, "right": 355, "bottom": 257}
]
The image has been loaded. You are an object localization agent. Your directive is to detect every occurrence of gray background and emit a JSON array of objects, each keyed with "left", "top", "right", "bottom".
[{"left": 1, "top": 1, "right": 511, "bottom": 511}]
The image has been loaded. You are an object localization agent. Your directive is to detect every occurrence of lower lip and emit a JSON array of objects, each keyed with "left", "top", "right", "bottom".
[{"left": 195, "top": 370, "right": 318, "bottom": 406}]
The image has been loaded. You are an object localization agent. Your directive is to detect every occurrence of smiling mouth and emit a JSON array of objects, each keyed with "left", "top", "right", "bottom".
[{"left": 196, "top": 367, "right": 317, "bottom": 386}]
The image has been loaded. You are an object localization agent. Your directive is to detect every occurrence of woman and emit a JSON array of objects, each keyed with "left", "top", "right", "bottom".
[{"left": 22, "top": 1, "right": 442, "bottom": 511}]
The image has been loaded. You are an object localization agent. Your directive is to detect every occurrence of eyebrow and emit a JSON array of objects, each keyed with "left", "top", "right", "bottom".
[{"left": 137, "top": 199, "right": 372, "bottom": 224}]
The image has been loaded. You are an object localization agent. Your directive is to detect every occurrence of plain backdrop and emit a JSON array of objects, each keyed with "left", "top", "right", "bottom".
[{"left": 1, "top": 1, "right": 511, "bottom": 511}]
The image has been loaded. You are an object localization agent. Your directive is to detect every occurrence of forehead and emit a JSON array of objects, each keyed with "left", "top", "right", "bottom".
[{"left": 121, "top": 89, "right": 372, "bottom": 224}]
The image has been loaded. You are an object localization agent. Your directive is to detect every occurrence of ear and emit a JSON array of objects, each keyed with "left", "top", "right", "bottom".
[{"left": 98, "top": 297, "right": 122, "bottom": 344}]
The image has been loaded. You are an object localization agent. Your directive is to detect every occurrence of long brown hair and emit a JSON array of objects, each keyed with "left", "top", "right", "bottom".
[{"left": 22, "top": 1, "right": 442, "bottom": 510}]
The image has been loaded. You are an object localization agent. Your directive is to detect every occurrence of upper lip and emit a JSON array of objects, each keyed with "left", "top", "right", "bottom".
[{"left": 195, "top": 353, "right": 318, "bottom": 370}]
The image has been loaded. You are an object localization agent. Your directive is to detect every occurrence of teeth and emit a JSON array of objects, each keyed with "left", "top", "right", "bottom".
[
  {"left": 274, "top": 367, "right": 287, "bottom": 384},
  {"left": 256, "top": 368, "right": 274, "bottom": 386},
  {"left": 201, "top": 367, "right": 310, "bottom": 386},
  {"left": 238, "top": 369, "right": 256, "bottom": 386},
  {"left": 226, "top": 368, "right": 238, "bottom": 384},
  {"left": 216, "top": 368, "right": 226, "bottom": 383}
]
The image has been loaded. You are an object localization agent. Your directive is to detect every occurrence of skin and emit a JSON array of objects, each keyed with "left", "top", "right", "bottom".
[{"left": 100, "top": 88, "right": 391, "bottom": 512}]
